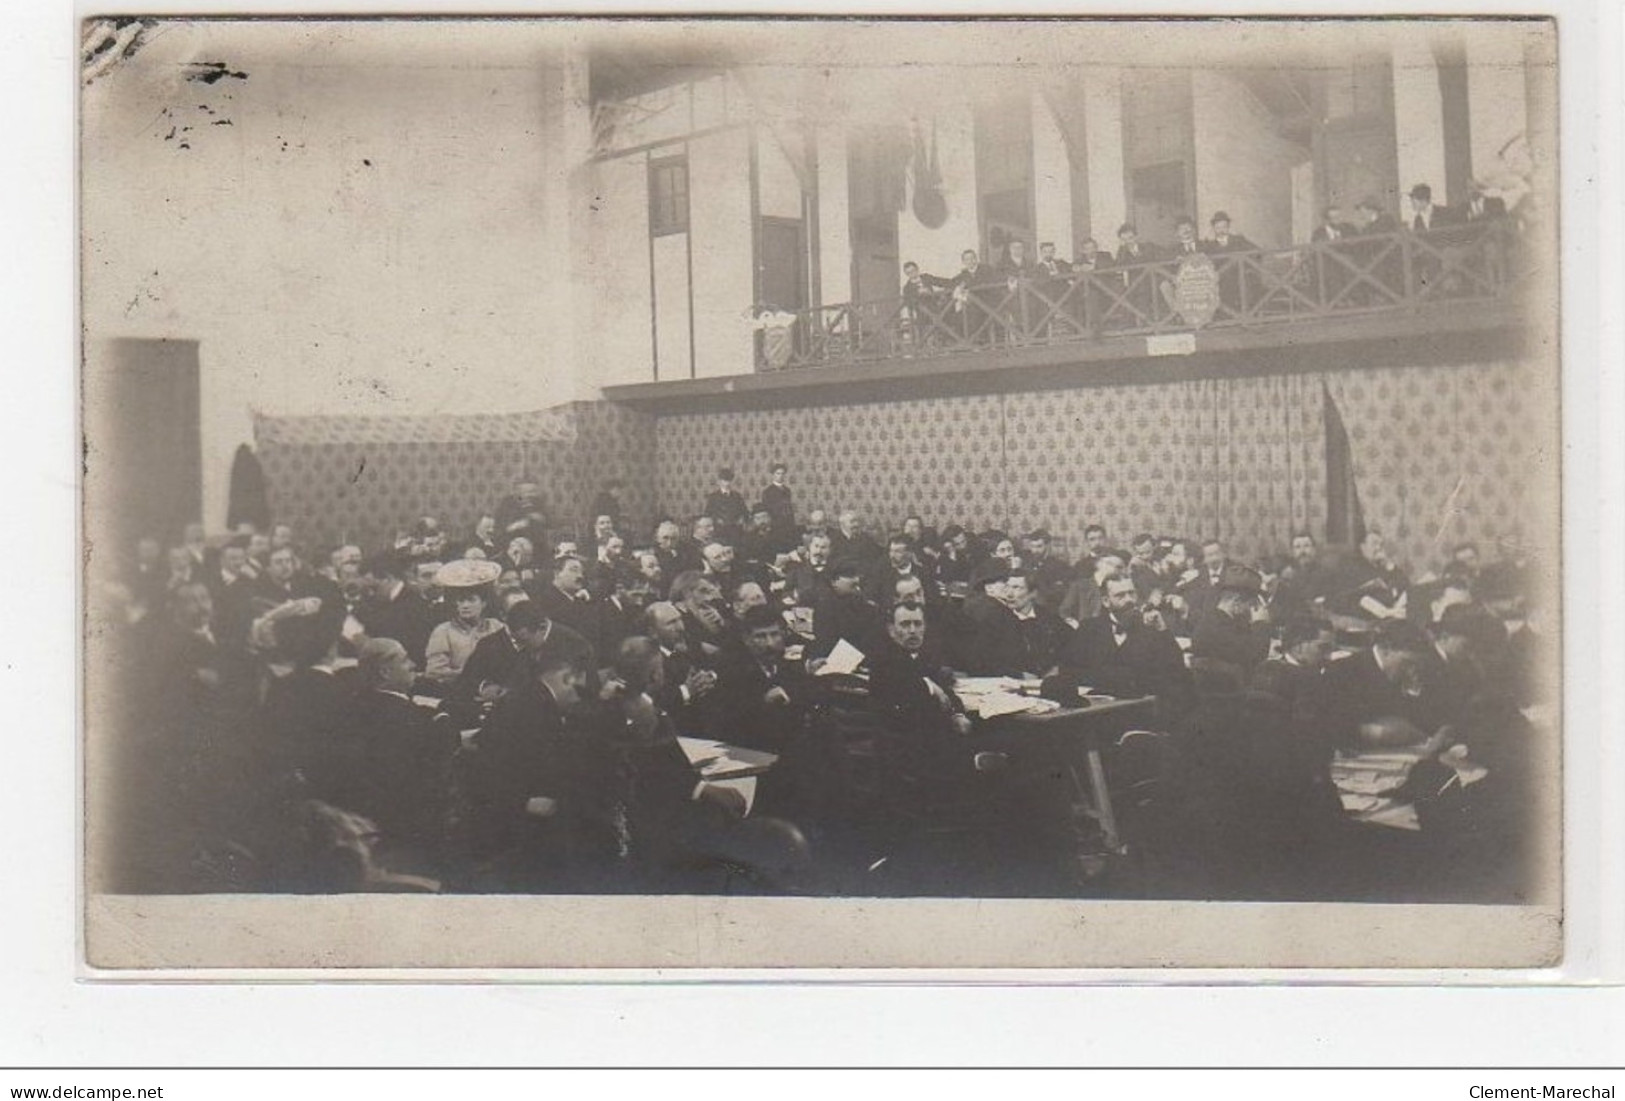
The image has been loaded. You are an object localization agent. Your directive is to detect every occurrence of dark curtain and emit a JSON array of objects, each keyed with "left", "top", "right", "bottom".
[
  {"left": 226, "top": 443, "right": 271, "bottom": 532},
  {"left": 1322, "top": 381, "right": 1363, "bottom": 546}
]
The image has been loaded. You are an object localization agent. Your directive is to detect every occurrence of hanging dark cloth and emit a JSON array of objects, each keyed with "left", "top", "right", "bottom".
[
  {"left": 226, "top": 443, "right": 271, "bottom": 532},
  {"left": 1322, "top": 381, "right": 1363, "bottom": 547}
]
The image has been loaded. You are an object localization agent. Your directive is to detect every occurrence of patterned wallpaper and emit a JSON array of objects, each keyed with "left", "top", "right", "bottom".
[
  {"left": 257, "top": 402, "right": 655, "bottom": 555},
  {"left": 1325, "top": 359, "right": 1557, "bottom": 572},
  {"left": 255, "top": 357, "right": 1554, "bottom": 576},
  {"left": 655, "top": 358, "right": 1553, "bottom": 572}
]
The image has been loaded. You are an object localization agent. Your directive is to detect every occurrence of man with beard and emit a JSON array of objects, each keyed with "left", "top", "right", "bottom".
[
  {"left": 1060, "top": 575, "right": 1193, "bottom": 718},
  {"left": 1275, "top": 531, "right": 1330, "bottom": 620}
]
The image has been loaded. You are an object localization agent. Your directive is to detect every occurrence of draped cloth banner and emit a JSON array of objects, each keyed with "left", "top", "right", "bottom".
[
  {"left": 254, "top": 402, "right": 653, "bottom": 555},
  {"left": 656, "top": 358, "right": 1549, "bottom": 572},
  {"left": 1323, "top": 359, "right": 1557, "bottom": 573},
  {"left": 659, "top": 375, "right": 1326, "bottom": 560},
  {"left": 1172, "top": 372, "right": 1327, "bottom": 561}
]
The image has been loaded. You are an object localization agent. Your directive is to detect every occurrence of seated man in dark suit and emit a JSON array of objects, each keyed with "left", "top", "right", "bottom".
[
  {"left": 466, "top": 633, "right": 603, "bottom": 891},
  {"left": 1274, "top": 531, "right": 1331, "bottom": 621},
  {"left": 670, "top": 570, "right": 734, "bottom": 662},
  {"left": 443, "top": 598, "right": 590, "bottom": 728},
  {"left": 828, "top": 511, "right": 883, "bottom": 571},
  {"left": 533, "top": 553, "right": 599, "bottom": 644},
  {"left": 863, "top": 534, "right": 928, "bottom": 607},
  {"left": 357, "top": 550, "right": 445, "bottom": 670},
  {"left": 1333, "top": 529, "right": 1410, "bottom": 621},
  {"left": 1182, "top": 538, "right": 1260, "bottom": 631},
  {"left": 1021, "top": 528, "right": 1074, "bottom": 611},
  {"left": 809, "top": 559, "right": 883, "bottom": 660},
  {"left": 1059, "top": 576, "right": 1193, "bottom": 719},
  {"left": 1313, "top": 620, "right": 1434, "bottom": 752},
  {"left": 737, "top": 507, "right": 780, "bottom": 570},
  {"left": 1190, "top": 575, "right": 1272, "bottom": 685},
  {"left": 1250, "top": 616, "right": 1336, "bottom": 732},
  {"left": 867, "top": 601, "right": 998, "bottom": 809},
  {"left": 1002, "top": 568, "right": 1073, "bottom": 678},
  {"left": 345, "top": 638, "right": 460, "bottom": 877},
  {"left": 650, "top": 520, "right": 687, "bottom": 594},
  {"left": 933, "top": 525, "right": 975, "bottom": 592},
  {"left": 790, "top": 531, "right": 836, "bottom": 606},
  {"left": 714, "top": 606, "right": 811, "bottom": 752},
  {"left": 951, "top": 562, "right": 1024, "bottom": 676},
  {"left": 642, "top": 600, "right": 719, "bottom": 736},
  {"left": 596, "top": 562, "right": 655, "bottom": 662}
]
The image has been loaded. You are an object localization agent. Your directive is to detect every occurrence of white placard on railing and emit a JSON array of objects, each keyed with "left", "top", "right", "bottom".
[{"left": 1145, "top": 332, "right": 1197, "bottom": 356}]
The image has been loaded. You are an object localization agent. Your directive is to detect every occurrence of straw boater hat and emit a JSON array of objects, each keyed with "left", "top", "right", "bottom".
[{"left": 434, "top": 559, "right": 502, "bottom": 589}]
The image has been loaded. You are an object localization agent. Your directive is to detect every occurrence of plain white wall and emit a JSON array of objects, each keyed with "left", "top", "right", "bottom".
[
  {"left": 1192, "top": 71, "right": 1307, "bottom": 248},
  {"left": 1031, "top": 92, "right": 1075, "bottom": 257},
  {"left": 1082, "top": 68, "right": 1127, "bottom": 247},
  {"left": 81, "top": 21, "right": 590, "bottom": 531}
]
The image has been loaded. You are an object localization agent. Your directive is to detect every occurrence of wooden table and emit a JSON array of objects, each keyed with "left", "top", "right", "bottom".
[{"left": 977, "top": 696, "right": 1158, "bottom": 854}]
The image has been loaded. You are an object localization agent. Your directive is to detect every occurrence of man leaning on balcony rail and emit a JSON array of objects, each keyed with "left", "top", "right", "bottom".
[{"left": 759, "top": 210, "right": 1522, "bottom": 372}]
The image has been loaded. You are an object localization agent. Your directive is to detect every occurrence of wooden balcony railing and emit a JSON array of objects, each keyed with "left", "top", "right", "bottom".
[{"left": 755, "top": 221, "right": 1529, "bottom": 372}]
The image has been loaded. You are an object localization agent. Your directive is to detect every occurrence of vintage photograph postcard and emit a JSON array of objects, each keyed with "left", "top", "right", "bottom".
[{"left": 80, "top": 15, "right": 1563, "bottom": 971}]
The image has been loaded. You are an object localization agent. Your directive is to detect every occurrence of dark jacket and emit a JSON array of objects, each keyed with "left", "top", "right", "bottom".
[{"left": 1060, "top": 614, "right": 1193, "bottom": 713}]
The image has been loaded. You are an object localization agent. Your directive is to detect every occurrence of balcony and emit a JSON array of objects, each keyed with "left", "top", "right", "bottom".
[{"left": 605, "top": 221, "right": 1538, "bottom": 413}]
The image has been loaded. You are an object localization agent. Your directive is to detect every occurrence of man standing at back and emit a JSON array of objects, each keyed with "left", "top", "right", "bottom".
[{"left": 704, "top": 468, "right": 750, "bottom": 542}]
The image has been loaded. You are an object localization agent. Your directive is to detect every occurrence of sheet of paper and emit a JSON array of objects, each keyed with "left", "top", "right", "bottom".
[
  {"left": 973, "top": 691, "right": 1035, "bottom": 719},
  {"left": 699, "top": 776, "right": 758, "bottom": 817},
  {"left": 953, "top": 676, "right": 1021, "bottom": 696},
  {"left": 815, "top": 638, "right": 865, "bottom": 676},
  {"left": 700, "top": 746, "right": 779, "bottom": 778},
  {"left": 676, "top": 736, "right": 726, "bottom": 766}
]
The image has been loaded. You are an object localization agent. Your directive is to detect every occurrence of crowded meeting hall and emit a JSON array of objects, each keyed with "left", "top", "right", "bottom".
[{"left": 81, "top": 19, "right": 1558, "bottom": 903}]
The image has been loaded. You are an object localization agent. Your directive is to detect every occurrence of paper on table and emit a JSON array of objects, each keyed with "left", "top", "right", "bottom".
[
  {"left": 973, "top": 691, "right": 1035, "bottom": 719},
  {"left": 676, "top": 736, "right": 726, "bottom": 766},
  {"left": 953, "top": 676, "right": 1021, "bottom": 695},
  {"left": 699, "top": 776, "right": 758, "bottom": 816},
  {"left": 815, "top": 638, "right": 865, "bottom": 676},
  {"left": 699, "top": 745, "right": 779, "bottom": 778}
]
